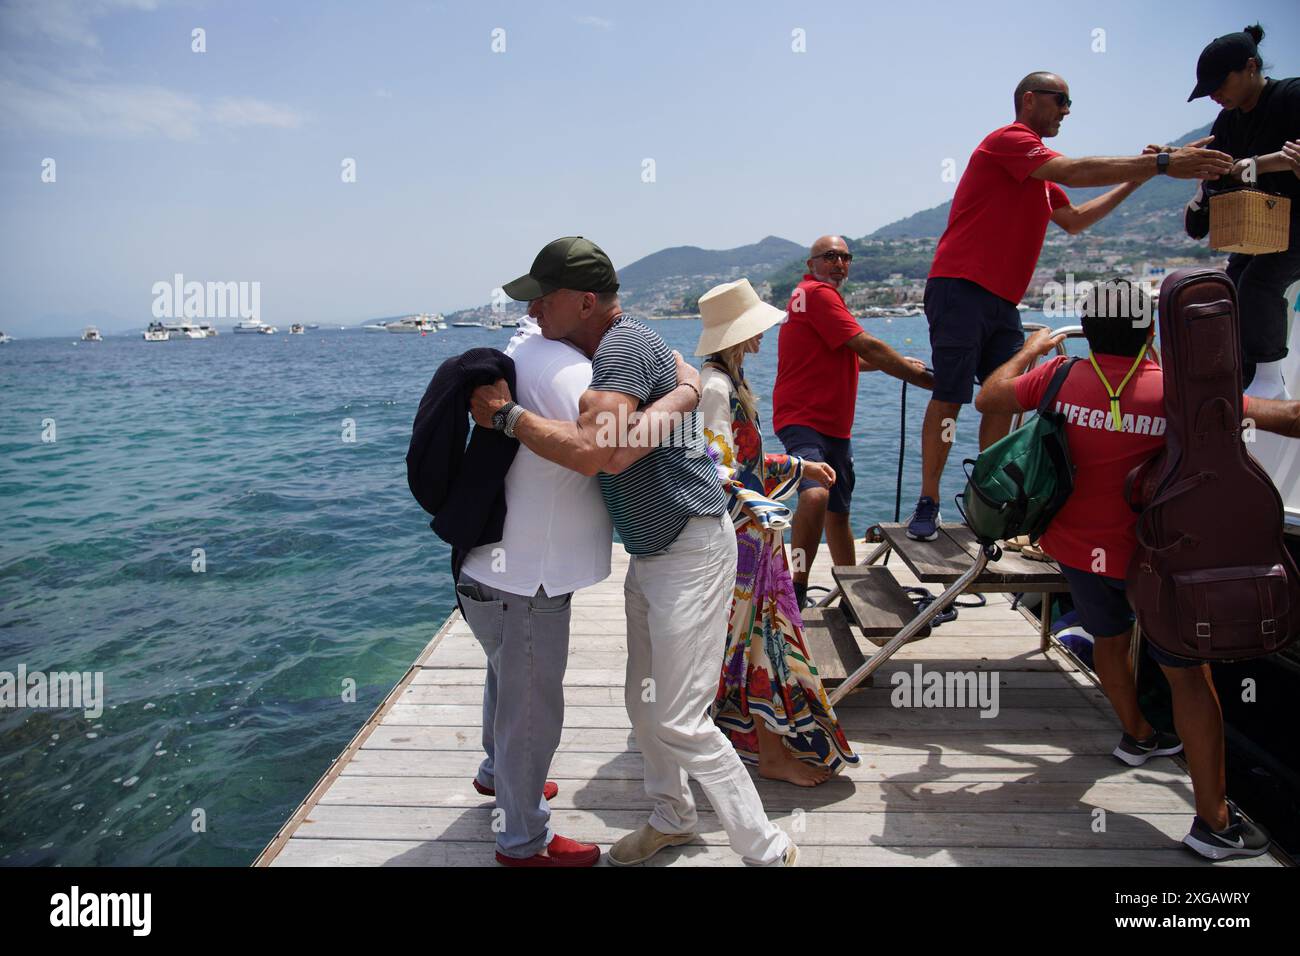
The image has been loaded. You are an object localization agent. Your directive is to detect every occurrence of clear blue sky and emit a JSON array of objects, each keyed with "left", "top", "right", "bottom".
[{"left": 1, "top": 0, "right": 1297, "bottom": 335}]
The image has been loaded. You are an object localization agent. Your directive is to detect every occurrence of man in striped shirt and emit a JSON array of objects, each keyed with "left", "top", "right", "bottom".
[{"left": 471, "top": 237, "right": 796, "bottom": 867}]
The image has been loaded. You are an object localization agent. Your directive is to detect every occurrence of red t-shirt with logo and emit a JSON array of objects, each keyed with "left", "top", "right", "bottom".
[
  {"left": 1015, "top": 354, "right": 1251, "bottom": 577},
  {"left": 930, "top": 122, "right": 1070, "bottom": 305},
  {"left": 772, "top": 275, "right": 864, "bottom": 439}
]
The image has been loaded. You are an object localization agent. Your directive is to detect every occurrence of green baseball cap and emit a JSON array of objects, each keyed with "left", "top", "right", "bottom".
[{"left": 502, "top": 236, "right": 620, "bottom": 301}]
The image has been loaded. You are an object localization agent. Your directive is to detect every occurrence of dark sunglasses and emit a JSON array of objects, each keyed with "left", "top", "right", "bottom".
[
  {"left": 1031, "top": 89, "right": 1072, "bottom": 108},
  {"left": 817, "top": 251, "right": 853, "bottom": 263}
]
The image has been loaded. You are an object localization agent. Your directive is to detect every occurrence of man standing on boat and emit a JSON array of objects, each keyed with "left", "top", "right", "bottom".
[
  {"left": 470, "top": 236, "right": 798, "bottom": 866},
  {"left": 904, "top": 71, "right": 1235, "bottom": 542},
  {"left": 456, "top": 294, "right": 700, "bottom": 868},
  {"left": 773, "top": 235, "right": 932, "bottom": 608}
]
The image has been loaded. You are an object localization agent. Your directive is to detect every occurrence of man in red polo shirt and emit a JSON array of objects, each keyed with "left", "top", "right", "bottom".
[
  {"left": 905, "top": 70, "right": 1235, "bottom": 541},
  {"left": 976, "top": 279, "right": 1300, "bottom": 861},
  {"left": 773, "top": 234, "right": 932, "bottom": 608}
]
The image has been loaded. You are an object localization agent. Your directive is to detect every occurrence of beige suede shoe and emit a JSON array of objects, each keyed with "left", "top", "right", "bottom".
[{"left": 608, "top": 823, "right": 697, "bottom": 866}]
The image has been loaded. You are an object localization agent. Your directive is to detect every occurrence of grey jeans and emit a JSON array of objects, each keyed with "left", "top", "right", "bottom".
[{"left": 455, "top": 572, "right": 572, "bottom": 858}]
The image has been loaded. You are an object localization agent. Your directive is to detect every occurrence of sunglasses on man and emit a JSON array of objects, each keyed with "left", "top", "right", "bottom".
[
  {"left": 817, "top": 251, "right": 853, "bottom": 263},
  {"left": 1031, "top": 89, "right": 1072, "bottom": 108}
]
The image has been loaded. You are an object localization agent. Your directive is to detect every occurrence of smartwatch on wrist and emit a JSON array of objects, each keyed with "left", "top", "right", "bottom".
[
  {"left": 1156, "top": 152, "right": 1170, "bottom": 175},
  {"left": 492, "top": 401, "right": 519, "bottom": 433}
]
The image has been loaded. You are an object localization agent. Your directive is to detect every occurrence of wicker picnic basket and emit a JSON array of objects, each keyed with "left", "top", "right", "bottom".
[{"left": 1209, "top": 188, "right": 1291, "bottom": 255}]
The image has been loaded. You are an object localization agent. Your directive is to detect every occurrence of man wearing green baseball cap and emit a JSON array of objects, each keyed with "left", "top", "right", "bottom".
[{"left": 472, "top": 236, "right": 797, "bottom": 867}]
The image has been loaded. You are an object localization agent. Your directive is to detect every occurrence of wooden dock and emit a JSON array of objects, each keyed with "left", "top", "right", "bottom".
[{"left": 257, "top": 541, "right": 1281, "bottom": 867}]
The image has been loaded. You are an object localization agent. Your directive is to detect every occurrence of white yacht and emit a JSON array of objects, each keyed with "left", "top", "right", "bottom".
[
  {"left": 499, "top": 318, "right": 520, "bottom": 328},
  {"left": 234, "top": 318, "right": 277, "bottom": 334},
  {"left": 290, "top": 323, "right": 305, "bottom": 335},
  {"left": 81, "top": 326, "right": 103, "bottom": 342},
  {"left": 165, "top": 322, "right": 207, "bottom": 339},
  {"left": 434, "top": 314, "right": 447, "bottom": 330},
  {"left": 0, "top": 331, "right": 11, "bottom": 344},
  {"left": 451, "top": 320, "right": 481, "bottom": 328},
  {"left": 143, "top": 321, "right": 170, "bottom": 342},
  {"left": 386, "top": 315, "right": 437, "bottom": 334},
  {"left": 362, "top": 323, "right": 389, "bottom": 333},
  {"left": 199, "top": 321, "right": 218, "bottom": 337}
]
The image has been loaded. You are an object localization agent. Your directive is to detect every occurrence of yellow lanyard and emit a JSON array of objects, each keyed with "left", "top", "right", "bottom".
[{"left": 1088, "top": 345, "right": 1147, "bottom": 432}]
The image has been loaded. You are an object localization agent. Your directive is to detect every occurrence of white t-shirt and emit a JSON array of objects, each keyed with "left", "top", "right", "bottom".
[{"left": 459, "top": 320, "right": 613, "bottom": 596}]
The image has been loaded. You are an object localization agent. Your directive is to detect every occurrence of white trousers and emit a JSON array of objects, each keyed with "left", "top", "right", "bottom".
[{"left": 623, "top": 513, "right": 789, "bottom": 865}]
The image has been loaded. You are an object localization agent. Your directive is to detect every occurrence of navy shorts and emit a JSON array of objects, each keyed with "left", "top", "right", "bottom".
[
  {"left": 776, "top": 424, "right": 856, "bottom": 514},
  {"left": 1058, "top": 563, "right": 1198, "bottom": 668},
  {"left": 925, "top": 277, "right": 1025, "bottom": 404}
]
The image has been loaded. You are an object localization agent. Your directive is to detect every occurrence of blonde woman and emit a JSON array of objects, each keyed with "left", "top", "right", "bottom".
[{"left": 695, "top": 279, "right": 858, "bottom": 786}]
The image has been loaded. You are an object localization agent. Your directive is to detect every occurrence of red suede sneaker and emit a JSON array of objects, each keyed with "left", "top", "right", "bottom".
[
  {"left": 473, "top": 779, "right": 559, "bottom": 801},
  {"left": 496, "top": 834, "right": 600, "bottom": 867}
]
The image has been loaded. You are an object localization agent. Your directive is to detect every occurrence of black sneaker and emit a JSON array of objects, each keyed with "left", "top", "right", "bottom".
[
  {"left": 906, "top": 496, "right": 940, "bottom": 541},
  {"left": 1182, "top": 802, "right": 1271, "bottom": 861},
  {"left": 1113, "top": 731, "right": 1183, "bottom": 766}
]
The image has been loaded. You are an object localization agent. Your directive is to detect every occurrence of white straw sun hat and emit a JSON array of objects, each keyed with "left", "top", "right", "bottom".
[{"left": 693, "top": 278, "right": 787, "bottom": 357}]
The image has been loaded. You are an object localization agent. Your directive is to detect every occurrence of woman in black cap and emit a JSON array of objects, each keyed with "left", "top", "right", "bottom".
[{"left": 1185, "top": 24, "right": 1300, "bottom": 396}]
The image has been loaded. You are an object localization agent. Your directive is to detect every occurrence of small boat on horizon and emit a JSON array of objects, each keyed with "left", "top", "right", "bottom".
[
  {"left": 81, "top": 326, "right": 103, "bottom": 342},
  {"left": 143, "top": 321, "right": 169, "bottom": 342},
  {"left": 0, "top": 331, "right": 12, "bottom": 344},
  {"left": 290, "top": 323, "right": 305, "bottom": 335},
  {"left": 362, "top": 323, "right": 388, "bottom": 333}
]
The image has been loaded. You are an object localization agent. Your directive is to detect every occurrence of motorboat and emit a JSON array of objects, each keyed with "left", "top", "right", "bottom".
[
  {"left": 166, "top": 322, "right": 207, "bottom": 339},
  {"left": 234, "top": 318, "right": 277, "bottom": 334},
  {"left": 199, "top": 321, "right": 218, "bottom": 337},
  {"left": 362, "top": 323, "right": 389, "bottom": 333},
  {"left": 290, "top": 323, "right": 305, "bottom": 334},
  {"left": 0, "top": 331, "right": 11, "bottom": 344},
  {"left": 385, "top": 315, "right": 437, "bottom": 334},
  {"left": 143, "top": 322, "right": 170, "bottom": 342},
  {"left": 81, "top": 326, "right": 103, "bottom": 342}
]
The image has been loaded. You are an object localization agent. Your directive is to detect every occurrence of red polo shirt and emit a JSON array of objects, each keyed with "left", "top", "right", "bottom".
[
  {"left": 930, "top": 122, "right": 1070, "bottom": 305},
  {"left": 1015, "top": 355, "right": 1251, "bottom": 576},
  {"left": 772, "top": 275, "right": 863, "bottom": 439}
]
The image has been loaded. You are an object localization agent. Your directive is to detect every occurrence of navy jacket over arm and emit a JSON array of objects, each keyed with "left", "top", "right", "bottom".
[{"left": 406, "top": 348, "right": 519, "bottom": 575}]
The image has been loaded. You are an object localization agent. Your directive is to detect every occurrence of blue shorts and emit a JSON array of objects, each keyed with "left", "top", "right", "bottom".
[
  {"left": 1058, "top": 563, "right": 1198, "bottom": 668},
  {"left": 776, "top": 424, "right": 856, "bottom": 514},
  {"left": 925, "top": 277, "right": 1025, "bottom": 404}
]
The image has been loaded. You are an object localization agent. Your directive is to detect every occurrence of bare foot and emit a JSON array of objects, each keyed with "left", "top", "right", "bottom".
[{"left": 758, "top": 752, "right": 832, "bottom": 787}]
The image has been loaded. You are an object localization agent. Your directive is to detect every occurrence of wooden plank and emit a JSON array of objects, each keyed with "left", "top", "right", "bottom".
[
  {"left": 380, "top": 703, "right": 1114, "bottom": 731},
  {"left": 396, "top": 683, "right": 1107, "bottom": 710},
  {"left": 876, "top": 523, "right": 1072, "bottom": 589},
  {"left": 833, "top": 565, "right": 932, "bottom": 646},
  {"left": 361, "top": 725, "right": 1128, "bottom": 755},
  {"left": 296, "top": 802, "right": 1204, "bottom": 844},
  {"left": 409, "top": 667, "right": 1094, "bottom": 689},
  {"left": 272, "top": 838, "right": 1268, "bottom": 868},
  {"left": 799, "top": 606, "right": 866, "bottom": 683},
  {"left": 342, "top": 748, "right": 1191, "bottom": 785}
]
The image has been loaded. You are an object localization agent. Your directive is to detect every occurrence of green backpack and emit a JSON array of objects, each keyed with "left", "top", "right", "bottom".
[{"left": 960, "top": 358, "right": 1080, "bottom": 545}]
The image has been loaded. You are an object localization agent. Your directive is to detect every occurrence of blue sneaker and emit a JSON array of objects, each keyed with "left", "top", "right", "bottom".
[{"left": 906, "top": 496, "right": 940, "bottom": 541}]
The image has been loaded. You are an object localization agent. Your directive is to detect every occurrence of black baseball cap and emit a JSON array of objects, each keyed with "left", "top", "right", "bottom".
[
  {"left": 501, "top": 236, "right": 620, "bottom": 301},
  {"left": 1188, "top": 31, "right": 1260, "bottom": 101}
]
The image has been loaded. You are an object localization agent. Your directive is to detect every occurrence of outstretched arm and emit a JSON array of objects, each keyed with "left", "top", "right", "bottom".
[
  {"left": 1033, "top": 137, "right": 1233, "bottom": 187},
  {"left": 844, "top": 332, "right": 933, "bottom": 389},
  {"left": 1248, "top": 397, "right": 1300, "bottom": 438}
]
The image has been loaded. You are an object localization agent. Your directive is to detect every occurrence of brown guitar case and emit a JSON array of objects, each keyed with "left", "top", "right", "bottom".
[{"left": 1124, "top": 267, "right": 1300, "bottom": 661}]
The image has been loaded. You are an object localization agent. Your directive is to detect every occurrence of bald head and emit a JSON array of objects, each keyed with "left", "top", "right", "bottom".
[
  {"left": 808, "top": 235, "right": 850, "bottom": 287},
  {"left": 1013, "top": 71, "right": 1070, "bottom": 137}
]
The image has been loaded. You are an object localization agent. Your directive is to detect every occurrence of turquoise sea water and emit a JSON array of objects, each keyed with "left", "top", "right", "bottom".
[{"left": 0, "top": 316, "right": 1039, "bottom": 865}]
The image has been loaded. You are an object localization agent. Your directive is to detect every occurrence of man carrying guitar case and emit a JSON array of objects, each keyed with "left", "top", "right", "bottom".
[{"left": 976, "top": 276, "right": 1300, "bottom": 860}]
